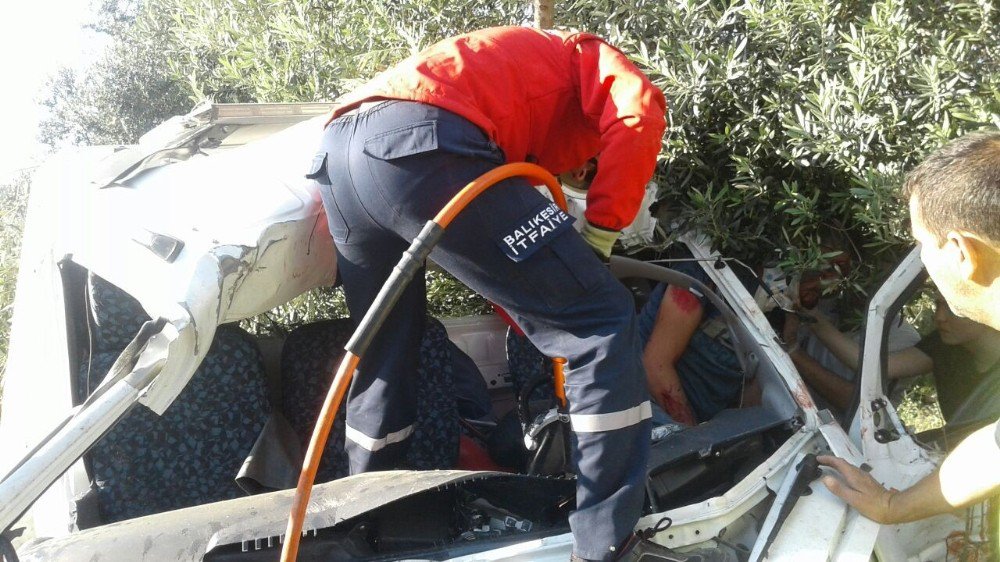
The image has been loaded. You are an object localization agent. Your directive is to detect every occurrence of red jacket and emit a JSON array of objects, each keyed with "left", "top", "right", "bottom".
[{"left": 330, "top": 26, "right": 667, "bottom": 231}]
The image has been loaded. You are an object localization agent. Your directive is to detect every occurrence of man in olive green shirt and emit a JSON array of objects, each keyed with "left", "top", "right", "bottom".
[{"left": 819, "top": 132, "right": 1000, "bottom": 538}]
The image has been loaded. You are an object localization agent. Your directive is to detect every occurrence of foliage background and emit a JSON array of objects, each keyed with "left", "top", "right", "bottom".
[
  {"left": 6, "top": 0, "right": 1000, "bottom": 428},
  {"left": 0, "top": 173, "right": 31, "bottom": 407},
  {"left": 37, "top": 0, "right": 1000, "bottom": 297}
]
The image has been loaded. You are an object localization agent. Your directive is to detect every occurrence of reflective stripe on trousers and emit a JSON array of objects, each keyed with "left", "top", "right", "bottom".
[
  {"left": 345, "top": 423, "right": 415, "bottom": 452},
  {"left": 570, "top": 401, "right": 652, "bottom": 433}
]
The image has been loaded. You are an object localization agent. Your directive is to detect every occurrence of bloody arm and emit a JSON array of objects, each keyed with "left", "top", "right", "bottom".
[{"left": 642, "top": 285, "right": 701, "bottom": 425}]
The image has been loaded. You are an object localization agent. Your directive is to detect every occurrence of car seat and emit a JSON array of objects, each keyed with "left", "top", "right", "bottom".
[
  {"left": 504, "top": 328, "right": 555, "bottom": 403},
  {"left": 78, "top": 274, "right": 271, "bottom": 525},
  {"left": 280, "top": 316, "right": 460, "bottom": 482}
]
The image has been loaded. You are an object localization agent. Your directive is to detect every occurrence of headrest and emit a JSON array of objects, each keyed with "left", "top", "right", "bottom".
[{"left": 87, "top": 273, "right": 151, "bottom": 352}]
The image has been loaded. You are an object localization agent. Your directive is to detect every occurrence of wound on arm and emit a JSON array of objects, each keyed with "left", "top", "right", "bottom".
[
  {"left": 668, "top": 286, "right": 701, "bottom": 315},
  {"left": 659, "top": 388, "right": 696, "bottom": 425}
]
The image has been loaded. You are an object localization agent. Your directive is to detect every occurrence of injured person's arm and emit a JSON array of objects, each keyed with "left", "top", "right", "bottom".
[
  {"left": 800, "top": 307, "right": 932, "bottom": 380},
  {"left": 782, "top": 311, "right": 856, "bottom": 410},
  {"left": 782, "top": 307, "right": 931, "bottom": 411},
  {"left": 643, "top": 285, "right": 701, "bottom": 425}
]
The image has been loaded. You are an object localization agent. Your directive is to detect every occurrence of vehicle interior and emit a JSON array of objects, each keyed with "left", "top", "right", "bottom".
[{"left": 44, "top": 235, "right": 807, "bottom": 560}]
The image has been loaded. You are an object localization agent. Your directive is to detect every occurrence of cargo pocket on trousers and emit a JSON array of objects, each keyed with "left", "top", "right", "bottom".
[
  {"left": 305, "top": 152, "right": 332, "bottom": 185},
  {"left": 515, "top": 228, "right": 604, "bottom": 312},
  {"left": 364, "top": 121, "right": 439, "bottom": 160},
  {"left": 364, "top": 119, "right": 504, "bottom": 164},
  {"left": 309, "top": 152, "right": 351, "bottom": 244}
]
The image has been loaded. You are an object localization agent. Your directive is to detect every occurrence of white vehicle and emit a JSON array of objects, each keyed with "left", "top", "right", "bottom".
[{"left": 0, "top": 103, "right": 986, "bottom": 561}]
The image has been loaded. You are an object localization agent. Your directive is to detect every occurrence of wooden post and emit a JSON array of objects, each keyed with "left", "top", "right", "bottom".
[{"left": 534, "top": 0, "right": 554, "bottom": 29}]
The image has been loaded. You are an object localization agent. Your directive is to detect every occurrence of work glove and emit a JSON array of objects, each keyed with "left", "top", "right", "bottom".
[{"left": 580, "top": 221, "right": 620, "bottom": 261}]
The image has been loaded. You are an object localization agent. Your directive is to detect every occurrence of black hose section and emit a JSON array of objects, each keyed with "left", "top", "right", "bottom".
[
  {"left": 458, "top": 417, "right": 488, "bottom": 441},
  {"left": 526, "top": 425, "right": 555, "bottom": 475},
  {"left": 562, "top": 411, "right": 572, "bottom": 469},
  {"left": 0, "top": 535, "right": 19, "bottom": 562},
  {"left": 517, "top": 369, "right": 555, "bottom": 429},
  {"left": 345, "top": 221, "right": 444, "bottom": 356}
]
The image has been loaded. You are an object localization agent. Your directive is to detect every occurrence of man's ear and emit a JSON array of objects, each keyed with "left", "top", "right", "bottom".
[{"left": 952, "top": 232, "right": 997, "bottom": 285}]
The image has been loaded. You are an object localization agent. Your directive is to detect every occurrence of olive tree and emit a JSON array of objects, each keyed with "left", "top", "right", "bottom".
[
  {"left": 34, "top": 0, "right": 1000, "bottom": 319},
  {"left": 158, "top": 0, "right": 530, "bottom": 104},
  {"left": 0, "top": 172, "right": 32, "bottom": 404},
  {"left": 561, "top": 0, "right": 1000, "bottom": 296},
  {"left": 38, "top": 1, "right": 191, "bottom": 147}
]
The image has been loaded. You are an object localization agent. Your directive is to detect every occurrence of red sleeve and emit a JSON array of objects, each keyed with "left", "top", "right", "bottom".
[
  {"left": 574, "top": 38, "right": 667, "bottom": 231},
  {"left": 490, "top": 302, "right": 524, "bottom": 337}
]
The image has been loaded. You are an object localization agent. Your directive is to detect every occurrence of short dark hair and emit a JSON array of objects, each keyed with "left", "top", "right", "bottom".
[{"left": 902, "top": 130, "right": 1000, "bottom": 244}]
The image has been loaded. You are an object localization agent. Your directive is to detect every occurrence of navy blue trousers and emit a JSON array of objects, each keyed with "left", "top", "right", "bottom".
[{"left": 313, "top": 101, "right": 651, "bottom": 560}]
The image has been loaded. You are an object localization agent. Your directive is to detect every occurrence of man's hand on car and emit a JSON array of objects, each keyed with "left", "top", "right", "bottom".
[{"left": 817, "top": 455, "right": 898, "bottom": 523}]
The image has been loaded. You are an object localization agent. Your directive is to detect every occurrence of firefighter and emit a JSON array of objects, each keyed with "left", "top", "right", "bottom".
[{"left": 308, "top": 26, "right": 666, "bottom": 561}]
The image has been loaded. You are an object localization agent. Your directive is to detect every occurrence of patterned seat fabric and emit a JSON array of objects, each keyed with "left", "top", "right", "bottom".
[
  {"left": 505, "top": 328, "right": 555, "bottom": 403},
  {"left": 79, "top": 274, "right": 270, "bottom": 524},
  {"left": 85, "top": 273, "right": 150, "bottom": 354},
  {"left": 280, "top": 317, "right": 459, "bottom": 482}
]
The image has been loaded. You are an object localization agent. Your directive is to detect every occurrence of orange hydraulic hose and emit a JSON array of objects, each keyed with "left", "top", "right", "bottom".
[
  {"left": 434, "top": 162, "right": 567, "bottom": 227},
  {"left": 280, "top": 351, "right": 359, "bottom": 561},
  {"left": 280, "top": 162, "right": 569, "bottom": 562},
  {"left": 552, "top": 357, "right": 568, "bottom": 409}
]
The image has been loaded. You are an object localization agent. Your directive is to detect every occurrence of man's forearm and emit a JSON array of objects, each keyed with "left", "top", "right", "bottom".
[
  {"left": 651, "top": 365, "right": 696, "bottom": 425},
  {"left": 808, "top": 314, "right": 932, "bottom": 379},
  {"left": 643, "top": 285, "right": 703, "bottom": 425},
  {"left": 938, "top": 421, "right": 1000, "bottom": 507},
  {"left": 808, "top": 317, "right": 862, "bottom": 370},
  {"left": 858, "top": 421, "right": 1000, "bottom": 524},
  {"left": 788, "top": 348, "right": 854, "bottom": 410},
  {"left": 884, "top": 469, "right": 951, "bottom": 523}
]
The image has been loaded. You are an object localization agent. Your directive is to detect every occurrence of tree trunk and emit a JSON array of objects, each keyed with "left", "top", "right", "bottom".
[{"left": 534, "top": 0, "right": 554, "bottom": 29}]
